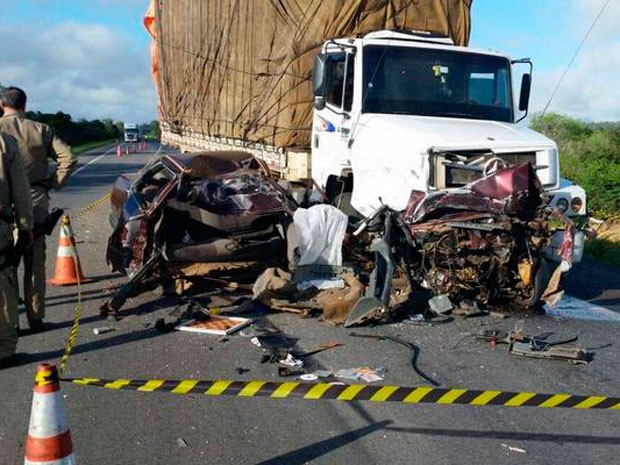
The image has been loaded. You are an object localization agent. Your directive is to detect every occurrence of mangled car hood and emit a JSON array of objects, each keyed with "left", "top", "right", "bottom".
[{"left": 401, "top": 163, "right": 545, "bottom": 225}]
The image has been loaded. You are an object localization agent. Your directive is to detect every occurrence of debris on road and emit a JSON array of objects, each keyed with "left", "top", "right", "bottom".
[
  {"left": 476, "top": 324, "right": 592, "bottom": 364},
  {"left": 428, "top": 295, "right": 453, "bottom": 315},
  {"left": 279, "top": 353, "right": 304, "bottom": 368},
  {"left": 350, "top": 332, "right": 439, "bottom": 386},
  {"left": 175, "top": 316, "right": 252, "bottom": 335},
  {"left": 335, "top": 366, "right": 386, "bottom": 383},
  {"left": 92, "top": 327, "right": 116, "bottom": 335},
  {"left": 501, "top": 444, "right": 526, "bottom": 454},
  {"left": 278, "top": 366, "right": 305, "bottom": 378},
  {"left": 297, "top": 341, "right": 342, "bottom": 358}
]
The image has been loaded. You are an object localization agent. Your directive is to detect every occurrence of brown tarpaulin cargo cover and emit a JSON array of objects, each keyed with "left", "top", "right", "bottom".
[{"left": 147, "top": 0, "right": 472, "bottom": 150}]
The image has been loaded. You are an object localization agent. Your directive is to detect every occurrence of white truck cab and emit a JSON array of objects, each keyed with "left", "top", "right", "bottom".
[{"left": 311, "top": 30, "right": 586, "bottom": 218}]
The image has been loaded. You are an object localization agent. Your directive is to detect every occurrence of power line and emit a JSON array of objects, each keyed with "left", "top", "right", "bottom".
[{"left": 541, "top": 0, "right": 611, "bottom": 115}]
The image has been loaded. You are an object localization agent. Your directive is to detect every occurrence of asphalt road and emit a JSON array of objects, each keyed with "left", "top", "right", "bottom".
[{"left": 1, "top": 142, "right": 619, "bottom": 464}]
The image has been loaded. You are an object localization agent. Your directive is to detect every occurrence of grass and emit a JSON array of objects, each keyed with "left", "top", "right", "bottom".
[
  {"left": 73, "top": 139, "right": 117, "bottom": 155},
  {"left": 585, "top": 221, "right": 620, "bottom": 268}
]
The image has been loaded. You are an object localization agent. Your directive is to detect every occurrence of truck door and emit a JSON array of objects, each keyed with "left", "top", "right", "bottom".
[{"left": 312, "top": 51, "right": 355, "bottom": 190}]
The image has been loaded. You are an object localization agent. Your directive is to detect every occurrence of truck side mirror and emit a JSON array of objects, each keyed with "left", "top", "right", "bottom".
[
  {"left": 519, "top": 73, "right": 531, "bottom": 112},
  {"left": 313, "top": 54, "right": 328, "bottom": 109},
  {"left": 313, "top": 54, "right": 327, "bottom": 96}
]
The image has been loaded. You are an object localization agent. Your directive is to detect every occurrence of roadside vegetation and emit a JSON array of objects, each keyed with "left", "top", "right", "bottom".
[
  {"left": 142, "top": 120, "right": 161, "bottom": 141},
  {"left": 530, "top": 113, "right": 620, "bottom": 219},
  {"left": 530, "top": 113, "right": 620, "bottom": 267},
  {"left": 26, "top": 111, "right": 123, "bottom": 147}
]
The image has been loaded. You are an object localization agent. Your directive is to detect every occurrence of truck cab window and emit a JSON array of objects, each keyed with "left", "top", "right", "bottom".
[
  {"left": 363, "top": 46, "right": 513, "bottom": 123},
  {"left": 468, "top": 68, "right": 509, "bottom": 107},
  {"left": 324, "top": 53, "right": 346, "bottom": 108},
  {"left": 324, "top": 52, "right": 355, "bottom": 112}
]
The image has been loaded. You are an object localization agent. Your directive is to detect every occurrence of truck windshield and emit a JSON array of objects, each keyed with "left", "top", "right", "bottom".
[{"left": 362, "top": 45, "right": 513, "bottom": 123}]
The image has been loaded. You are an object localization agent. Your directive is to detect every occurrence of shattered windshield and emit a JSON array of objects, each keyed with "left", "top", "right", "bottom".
[{"left": 362, "top": 45, "right": 513, "bottom": 123}]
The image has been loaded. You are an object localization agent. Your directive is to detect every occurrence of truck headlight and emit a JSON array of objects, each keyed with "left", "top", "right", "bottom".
[
  {"left": 556, "top": 198, "right": 569, "bottom": 213},
  {"left": 571, "top": 197, "right": 583, "bottom": 213}
]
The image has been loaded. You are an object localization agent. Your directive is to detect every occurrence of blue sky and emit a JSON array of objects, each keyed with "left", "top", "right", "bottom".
[
  {"left": 1, "top": 0, "right": 618, "bottom": 123},
  {"left": 2, "top": 0, "right": 148, "bottom": 43}
]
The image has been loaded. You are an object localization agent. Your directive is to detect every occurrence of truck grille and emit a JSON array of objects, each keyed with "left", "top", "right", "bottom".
[{"left": 431, "top": 150, "right": 537, "bottom": 188}]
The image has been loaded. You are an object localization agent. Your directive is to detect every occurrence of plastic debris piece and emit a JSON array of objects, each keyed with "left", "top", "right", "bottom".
[
  {"left": 501, "top": 444, "right": 526, "bottom": 454},
  {"left": 360, "top": 373, "right": 384, "bottom": 383},
  {"left": 313, "top": 370, "right": 333, "bottom": 378},
  {"left": 336, "top": 366, "right": 385, "bottom": 382},
  {"left": 177, "top": 438, "right": 189, "bottom": 448},
  {"left": 93, "top": 327, "right": 116, "bottom": 335},
  {"left": 300, "top": 374, "right": 318, "bottom": 381},
  {"left": 428, "top": 294, "right": 453, "bottom": 314},
  {"left": 279, "top": 353, "right": 304, "bottom": 368}
]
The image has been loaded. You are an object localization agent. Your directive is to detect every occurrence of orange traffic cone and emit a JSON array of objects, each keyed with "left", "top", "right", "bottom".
[
  {"left": 49, "top": 216, "right": 92, "bottom": 286},
  {"left": 24, "top": 364, "right": 77, "bottom": 464},
  {"left": 116, "top": 145, "right": 122, "bottom": 158},
  {"left": 125, "top": 145, "right": 130, "bottom": 156}
]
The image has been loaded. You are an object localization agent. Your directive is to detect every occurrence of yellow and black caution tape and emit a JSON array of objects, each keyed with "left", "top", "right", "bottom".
[
  {"left": 72, "top": 192, "right": 111, "bottom": 219},
  {"left": 58, "top": 302, "right": 81, "bottom": 375},
  {"left": 60, "top": 377, "right": 620, "bottom": 410},
  {"left": 57, "top": 216, "right": 84, "bottom": 375},
  {"left": 57, "top": 190, "right": 113, "bottom": 372}
]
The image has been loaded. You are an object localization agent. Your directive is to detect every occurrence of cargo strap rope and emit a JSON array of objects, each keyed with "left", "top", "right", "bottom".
[
  {"left": 60, "top": 377, "right": 620, "bottom": 410},
  {"left": 58, "top": 216, "right": 83, "bottom": 375}
]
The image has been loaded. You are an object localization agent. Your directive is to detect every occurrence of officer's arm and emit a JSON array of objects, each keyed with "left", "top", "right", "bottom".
[
  {"left": 7, "top": 142, "right": 33, "bottom": 231},
  {"left": 49, "top": 132, "right": 77, "bottom": 190}
]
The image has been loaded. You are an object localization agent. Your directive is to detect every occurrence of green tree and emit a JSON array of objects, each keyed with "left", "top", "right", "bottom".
[
  {"left": 530, "top": 112, "right": 620, "bottom": 217},
  {"left": 147, "top": 120, "right": 161, "bottom": 140}
]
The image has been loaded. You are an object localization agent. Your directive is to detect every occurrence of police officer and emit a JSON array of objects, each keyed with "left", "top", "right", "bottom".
[
  {"left": 0, "top": 133, "right": 33, "bottom": 367},
  {"left": 0, "top": 87, "right": 77, "bottom": 331}
]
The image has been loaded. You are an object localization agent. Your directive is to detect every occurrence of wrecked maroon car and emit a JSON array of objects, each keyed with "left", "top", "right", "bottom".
[
  {"left": 103, "top": 151, "right": 296, "bottom": 317},
  {"left": 103, "top": 153, "right": 581, "bottom": 325},
  {"left": 344, "top": 163, "right": 580, "bottom": 326}
]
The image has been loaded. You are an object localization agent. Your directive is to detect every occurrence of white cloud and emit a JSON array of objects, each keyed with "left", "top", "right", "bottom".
[
  {"left": 529, "top": 0, "right": 620, "bottom": 121},
  {"left": 0, "top": 20, "right": 156, "bottom": 123},
  {"left": 576, "top": 0, "right": 620, "bottom": 39}
]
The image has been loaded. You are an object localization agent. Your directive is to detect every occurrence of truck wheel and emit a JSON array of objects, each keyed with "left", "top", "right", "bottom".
[{"left": 334, "top": 192, "right": 362, "bottom": 220}]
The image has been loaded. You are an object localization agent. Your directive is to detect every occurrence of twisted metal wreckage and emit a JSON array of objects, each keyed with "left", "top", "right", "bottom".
[{"left": 101, "top": 151, "right": 580, "bottom": 326}]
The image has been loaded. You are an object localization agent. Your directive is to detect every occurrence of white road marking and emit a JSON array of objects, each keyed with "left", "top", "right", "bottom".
[
  {"left": 73, "top": 145, "right": 116, "bottom": 176},
  {"left": 545, "top": 295, "right": 620, "bottom": 322}
]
